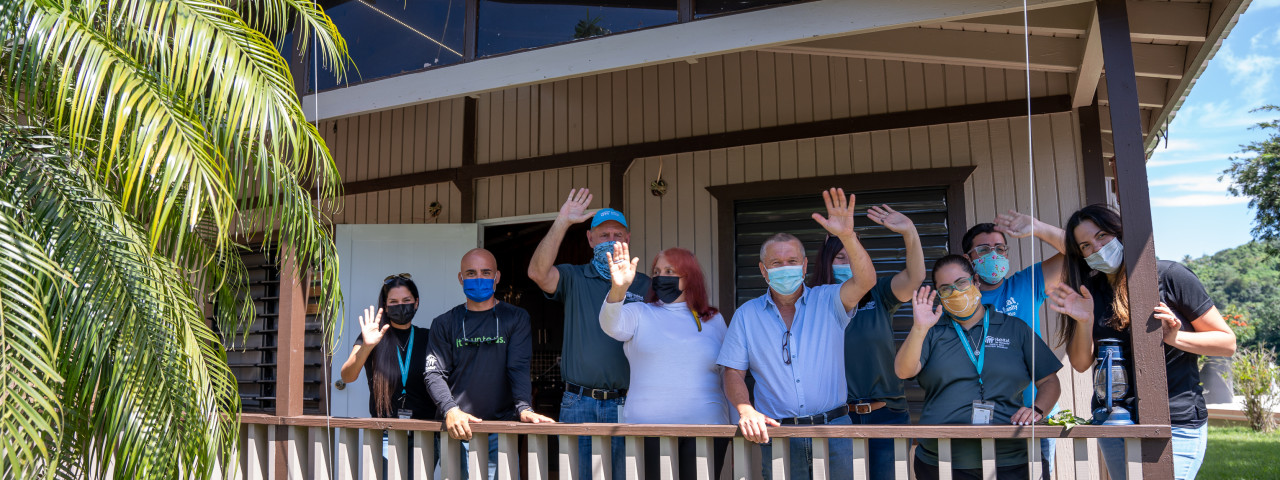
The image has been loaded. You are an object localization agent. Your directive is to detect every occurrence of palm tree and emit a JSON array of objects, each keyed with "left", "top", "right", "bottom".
[{"left": 0, "top": 1, "right": 349, "bottom": 478}]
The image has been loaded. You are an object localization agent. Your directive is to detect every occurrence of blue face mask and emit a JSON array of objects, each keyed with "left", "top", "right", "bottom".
[
  {"left": 766, "top": 265, "right": 805, "bottom": 295},
  {"left": 832, "top": 264, "right": 853, "bottom": 283},
  {"left": 463, "top": 278, "right": 496, "bottom": 302},
  {"left": 591, "top": 241, "right": 618, "bottom": 279},
  {"left": 972, "top": 251, "right": 1010, "bottom": 285}
]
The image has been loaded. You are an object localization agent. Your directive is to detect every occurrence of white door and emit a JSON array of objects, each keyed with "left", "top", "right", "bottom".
[{"left": 330, "top": 223, "right": 479, "bottom": 418}]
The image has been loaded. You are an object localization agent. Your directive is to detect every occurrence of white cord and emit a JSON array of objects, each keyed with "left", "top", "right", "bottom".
[{"left": 1020, "top": 0, "right": 1041, "bottom": 464}]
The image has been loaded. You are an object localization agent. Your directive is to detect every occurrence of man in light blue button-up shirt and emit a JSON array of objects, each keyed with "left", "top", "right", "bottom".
[{"left": 717, "top": 188, "right": 877, "bottom": 480}]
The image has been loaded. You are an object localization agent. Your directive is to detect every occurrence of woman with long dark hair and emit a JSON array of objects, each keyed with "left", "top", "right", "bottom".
[
  {"left": 813, "top": 205, "right": 924, "bottom": 480},
  {"left": 339, "top": 274, "right": 437, "bottom": 420},
  {"left": 1048, "top": 204, "right": 1235, "bottom": 480},
  {"left": 599, "top": 243, "right": 730, "bottom": 479}
]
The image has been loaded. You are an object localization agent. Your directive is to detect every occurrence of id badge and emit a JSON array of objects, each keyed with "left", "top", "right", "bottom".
[
  {"left": 971, "top": 401, "right": 995, "bottom": 425},
  {"left": 397, "top": 409, "right": 413, "bottom": 420}
]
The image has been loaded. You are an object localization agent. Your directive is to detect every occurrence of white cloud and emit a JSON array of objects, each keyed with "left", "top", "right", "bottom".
[
  {"left": 1254, "top": 0, "right": 1280, "bottom": 9},
  {"left": 1217, "top": 45, "right": 1280, "bottom": 99},
  {"left": 1150, "top": 194, "right": 1249, "bottom": 207},
  {"left": 1148, "top": 174, "right": 1233, "bottom": 193}
]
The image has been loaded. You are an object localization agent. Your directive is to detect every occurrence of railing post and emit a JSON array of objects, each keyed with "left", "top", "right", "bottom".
[
  {"left": 310, "top": 427, "right": 332, "bottom": 480},
  {"left": 360, "top": 429, "right": 383, "bottom": 480},
  {"left": 657, "top": 437, "right": 679, "bottom": 480},
  {"left": 1072, "top": 438, "right": 1092, "bottom": 480},
  {"left": 695, "top": 437, "right": 714, "bottom": 480},
  {"left": 937, "top": 438, "right": 952, "bottom": 480},
  {"left": 414, "top": 431, "right": 437, "bottom": 480},
  {"left": 336, "top": 428, "right": 359, "bottom": 480},
  {"left": 275, "top": 250, "right": 307, "bottom": 480},
  {"left": 850, "top": 438, "right": 868, "bottom": 480},
  {"left": 469, "top": 433, "right": 490, "bottom": 480},
  {"left": 498, "top": 433, "right": 520, "bottom": 480},
  {"left": 442, "top": 435, "right": 465, "bottom": 480},
  {"left": 286, "top": 426, "right": 308, "bottom": 479},
  {"left": 625, "top": 436, "right": 646, "bottom": 480},
  {"left": 592, "top": 435, "right": 613, "bottom": 480},
  {"left": 1124, "top": 438, "right": 1144, "bottom": 479},
  {"left": 980, "top": 438, "right": 996, "bottom": 479},
  {"left": 811, "top": 438, "right": 829, "bottom": 480},
  {"left": 246, "top": 424, "right": 270, "bottom": 480},
  {"left": 386, "top": 429, "right": 409, "bottom": 480},
  {"left": 1096, "top": 0, "right": 1174, "bottom": 476},
  {"left": 732, "top": 437, "right": 751, "bottom": 480},
  {"left": 893, "top": 438, "right": 909, "bottom": 480},
  {"left": 769, "top": 438, "right": 789, "bottom": 480},
  {"left": 558, "top": 435, "right": 579, "bottom": 480},
  {"left": 1027, "top": 437, "right": 1041, "bottom": 480},
  {"left": 529, "top": 434, "right": 550, "bottom": 480}
]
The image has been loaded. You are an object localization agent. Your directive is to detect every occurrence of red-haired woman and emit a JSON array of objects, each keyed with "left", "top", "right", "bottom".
[{"left": 600, "top": 242, "right": 730, "bottom": 478}]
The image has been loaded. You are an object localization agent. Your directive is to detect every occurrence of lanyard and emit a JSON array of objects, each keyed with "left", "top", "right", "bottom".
[
  {"left": 952, "top": 308, "right": 990, "bottom": 397},
  {"left": 396, "top": 328, "right": 414, "bottom": 394}
]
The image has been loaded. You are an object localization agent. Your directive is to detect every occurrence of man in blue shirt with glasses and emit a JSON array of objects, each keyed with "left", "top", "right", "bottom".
[{"left": 717, "top": 188, "right": 877, "bottom": 480}]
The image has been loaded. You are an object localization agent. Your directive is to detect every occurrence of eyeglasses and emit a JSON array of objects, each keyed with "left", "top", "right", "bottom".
[
  {"left": 968, "top": 244, "right": 1009, "bottom": 257},
  {"left": 456, "top": 311, "right": 502, "bottom": 348},
  {"left": 782, "top": 330, "right": 793, "bottom": 365},
  {"left": 383, "top": 273, "right": 412, "bottom": 284},
  {"left": 937, "top": 276, "right": 974, "bottom": 299}
]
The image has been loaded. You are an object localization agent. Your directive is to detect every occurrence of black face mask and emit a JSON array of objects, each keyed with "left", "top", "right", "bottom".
[
  {"left": 384, "top": 303, "right": 417, "bottom": 325},
  {"left": 652, "top": 276, "right": 683, "bottom": 304}
]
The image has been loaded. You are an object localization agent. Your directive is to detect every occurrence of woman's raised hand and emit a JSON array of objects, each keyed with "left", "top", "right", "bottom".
[
  {"left": 912, "top": 286, "right": 943, "bottom": 329},
  {"left": 358, "top": 305, "right": 388, "bottom": 346},
  {"left": 606, "top": 242, "right": 640, "bottom": 290},
  {"left": 1048, "top": 284, "right": 1094, "bottom": 324}
]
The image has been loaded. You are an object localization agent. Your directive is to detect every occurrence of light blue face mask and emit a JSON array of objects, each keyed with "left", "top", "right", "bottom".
[
  {"left": 766, "top": 265, "right": 805, "bottom": 295},
  {"left": 832, "top": 264, "right": 853, "bottom": 283}
]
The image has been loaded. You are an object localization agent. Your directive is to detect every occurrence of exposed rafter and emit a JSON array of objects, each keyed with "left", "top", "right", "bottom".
[
  {"left": 1071, "top": 7, "right": 1103, "bottom": 108},
  {"left": 936, "top": 0, "right": 1208, "bottom": 42}
]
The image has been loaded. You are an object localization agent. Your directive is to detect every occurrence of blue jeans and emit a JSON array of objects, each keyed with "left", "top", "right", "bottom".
[
  {"left": 761, "top": 414, "right": 853, "bottom": 480},
  {"left": 847, "top": 407, "right": 909, "bottom": 480},
  {"left": 1099, "top": 424, "right": 1207, "bottom": 480},
  {"left": 559, "top": 391, "right": 625, "bottom": 480},
  {"left": 1039, "top": 438, "right": 1055, "bottom": 477}
]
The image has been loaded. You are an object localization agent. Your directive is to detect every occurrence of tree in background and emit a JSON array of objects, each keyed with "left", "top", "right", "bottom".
[
  {"left": 0, "top": 1, "right": 348, "bottom": 478},
  {"left": 1223, "top": 105, "right": 1280, "bottom": 253},
  {"left": 1185, "top": 241, "right": 1280, "bottom": 352}
]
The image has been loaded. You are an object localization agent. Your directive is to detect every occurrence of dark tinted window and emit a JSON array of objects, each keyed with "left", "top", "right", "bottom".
[
  {"left": 478, "top": 0, "right": 677, "bottom": 57},
  {"left": 315, "top": 0, "right": 467, "bottom": 92},
  {"left": 695, "top": 0, "right": 795, "bottom": 17}
]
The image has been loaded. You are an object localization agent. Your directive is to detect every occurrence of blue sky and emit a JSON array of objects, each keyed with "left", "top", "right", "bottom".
[{"left": 1148, "top": 0, "right": 1280, "bottom": 261}]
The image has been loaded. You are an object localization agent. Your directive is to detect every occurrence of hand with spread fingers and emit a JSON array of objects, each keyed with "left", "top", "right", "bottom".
[
  {"left": 993, "top": 209, "right": 1036, "bottom": 239},
  {"left": 358, "top": 305, "right": 388, "bottom": 346},
  {"left": 607, "top": 242, "right": 639, "bottom": 290},
  {"left": 1047, "top": 284, "right": 1094, "bottom": 325},
  {"left": 911, "top": 286, "right": 943, "bottom": 330},
  {"left": 812, "top": 187, "right": 857, "bottom": 239},
  {"left": 867, "top": 204, "right": 915, "bottom": 235},
  {"left": 1156, "top": 302, "right": 1182, "bottom": 345},
  {"left": 445, "top": 407, "right": 483, "bottom": 441},
  {"left": 558, "top": 188, "right": 595, "bottom": 224}
]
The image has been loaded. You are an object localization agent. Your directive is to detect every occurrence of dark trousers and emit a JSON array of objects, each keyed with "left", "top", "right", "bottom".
[
  {"left": 914, "top": 455, "right": 1030, "bottom": 480},
  {"left": 641, "top": 437, "right": 729, "bottom": 480}
]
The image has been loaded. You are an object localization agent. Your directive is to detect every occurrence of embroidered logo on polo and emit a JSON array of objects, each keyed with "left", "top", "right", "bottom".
[
  {"left": 625, "top": 292, "right": 645, "bottom": 303},
  {"left": 856, "top": 300, "right": 878, "bottom": 312},
  {"left": 985, "top": 336, "right": 1011, "bottom": 349},
  {"left": 425, "top": 354, "right": 439, "bottom": 371}
]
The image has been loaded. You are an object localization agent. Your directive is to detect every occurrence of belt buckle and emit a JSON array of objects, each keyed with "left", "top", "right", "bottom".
[
  {"left": 854, "top": 402, "right": 872, "bottom": 415},
  {"left": 591, "top": 389, "right": 608, "bottom": 400}
]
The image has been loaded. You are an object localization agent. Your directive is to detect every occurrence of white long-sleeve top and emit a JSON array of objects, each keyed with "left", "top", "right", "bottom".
[{"left": 600, "top": 299, "right": 731, "bottom": 425}]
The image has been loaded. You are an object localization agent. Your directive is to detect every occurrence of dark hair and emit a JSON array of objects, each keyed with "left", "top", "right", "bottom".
[
  {"left": 961, "top": 223, "right": 1003, "bottom": 254},
  {"left": 1059, "top": 204, "right": 1126, "bottom": 346},
  {"left": 931, "top": 254, "right": 976, "bottom": 285},
  {"left": 368, "top": 276, "right": 420, "bottom": 417},
  {"left": 810, "top": 235, "right": 875, "bottom": 308},
  {"left": 646, "top": 248, "right": 721, "bottom": 322}
]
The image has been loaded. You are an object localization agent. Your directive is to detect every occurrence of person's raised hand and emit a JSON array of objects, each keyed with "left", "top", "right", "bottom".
[
  {"left": 558, "top": 188, "right": 595, "bottom": 224},
  {"left": 1155, "top": 302, "right": 1182, "bottom": 345},
  {"left": 606, "top": 242, "right": 639, "bottom": 290},
  {"left": 994, "top": 210, "right": 1036, "bottom": 239},
  {"left": 1047, "top": 284, "right": 1094, "bottom": 325},
  {"left": 867, "top": 204, "right": 915, "bottom": 235},
  {"left": 812, "top": 187, "right": 856, "bottom": 239},
  {"left": 445, "top": 407, "right": 482, "bottom": 441},
  {"left": 911, "top": 286, "right": 943, "bottom": 330},
  {"left": 736, "top": 406, "right": 780, "bottom": 444},
  {"left": 359, "top": 305, "right": 388, "bottom": 346}
]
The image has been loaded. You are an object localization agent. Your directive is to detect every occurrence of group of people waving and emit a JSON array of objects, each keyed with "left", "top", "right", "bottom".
[{"left": 341, "top": 186, "right": 1235, "bottom": 480}]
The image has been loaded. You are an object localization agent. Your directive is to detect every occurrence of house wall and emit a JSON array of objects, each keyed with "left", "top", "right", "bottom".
[{"left": 315, "top": 50, "right": 1102, "bottom": 478}]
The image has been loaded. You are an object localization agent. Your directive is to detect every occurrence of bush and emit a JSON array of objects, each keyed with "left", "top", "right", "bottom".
[{"left": 1231, "top": 348, "right": 1280, "bottom": 432}]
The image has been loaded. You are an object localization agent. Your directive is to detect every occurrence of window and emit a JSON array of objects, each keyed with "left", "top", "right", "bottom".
[
  {"left": 694, "top": 0, "right": 796, "bottom": 18},
  {"left": 478, "top": 0, "right": 678, "bottom": 57},
  {"left": 314, "top": 0, "right": 467, "bottom": 92}
]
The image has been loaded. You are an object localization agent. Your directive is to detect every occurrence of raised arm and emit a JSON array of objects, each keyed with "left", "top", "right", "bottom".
[
  {"left": 895, "top": 286, "right": 942, "bottom": 379},
  {"left": 812, "top": 188, "right": 875, "bottom": 312},
  {"left": 339, "top": 306, "right": 387, "bottom": 383},
  {"left": 1047, "top": 283, "right": 1097, "bottom": 372},
  {"left": 868, "top": 205, "right": 924, "bottom": 302},
  {"left": 996, "top": 210, "right": 1068, "bottom": 290},
  {"left": 528, "top": 189, "right": 595, "bottom": 294},
  {"left": 600, "top": 242, "right": 641, "bottom": 340}
]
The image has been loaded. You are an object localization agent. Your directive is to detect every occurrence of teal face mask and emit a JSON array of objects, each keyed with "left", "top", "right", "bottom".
[
  {"left": 766, "top": 265, "right": 805, "bottom": 295},
  {"left": 832, "top": 264, "right": 853, "bottom": 283}
]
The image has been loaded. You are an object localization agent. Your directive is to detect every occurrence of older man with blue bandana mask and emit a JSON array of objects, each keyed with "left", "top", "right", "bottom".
[
  {"left": 528, "top": 188, "right": 650, "bottom": 479},
  {"left": 717, "top": 188, "right": 877, "bottom": 480}
]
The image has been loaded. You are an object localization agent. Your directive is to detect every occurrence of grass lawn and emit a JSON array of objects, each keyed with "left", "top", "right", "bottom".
[{"left": 1198, "top": 426, "right": 1280, "bottom": 480}]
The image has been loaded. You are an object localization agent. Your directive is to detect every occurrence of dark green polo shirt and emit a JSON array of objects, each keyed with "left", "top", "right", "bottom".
[
  {"left": 913, "top": 308, "right": 1062, "bottom": 469},
  {"left": 844, "top": 276, "right": 908, "bottom": 410},
  {"left": 548, "top": 263, "right": 651, "bottom": 390}
]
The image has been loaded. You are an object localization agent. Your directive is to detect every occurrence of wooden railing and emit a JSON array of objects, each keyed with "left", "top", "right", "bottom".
[{"left": 230, "top": 414, "right": 1168, "bottom": 480}]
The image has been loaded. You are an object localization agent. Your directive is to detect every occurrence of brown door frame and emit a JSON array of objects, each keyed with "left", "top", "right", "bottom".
[{"left": 706, "top": 166, "right": 975, "bottom": 318}]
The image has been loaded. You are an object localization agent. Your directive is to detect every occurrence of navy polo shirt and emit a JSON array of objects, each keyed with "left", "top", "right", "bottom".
[{"left": 547, "top": 263, "right": 650, "bottom": 390}]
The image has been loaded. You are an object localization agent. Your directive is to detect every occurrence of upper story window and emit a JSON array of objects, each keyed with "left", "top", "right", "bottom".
[
  {"left": 315, "top": 0, "right": 467, "bottom": 92},
  {"left": 477, "top": 0, "right": 678, "bottom": 57},
  {"left": 695, "top": 0, "right": 795, "bottom": 17}
]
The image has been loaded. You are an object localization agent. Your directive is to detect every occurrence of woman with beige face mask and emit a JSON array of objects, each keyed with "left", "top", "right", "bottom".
[{"left": 895, "top": 255, "right": 1063, "bottom": 480}]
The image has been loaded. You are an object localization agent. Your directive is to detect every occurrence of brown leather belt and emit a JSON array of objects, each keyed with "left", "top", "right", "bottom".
[{"left": 848, "top": 401, "right": 887, "bottom": 415}]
